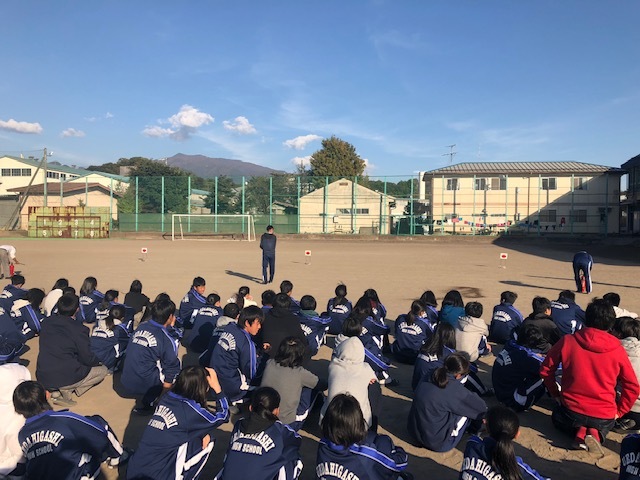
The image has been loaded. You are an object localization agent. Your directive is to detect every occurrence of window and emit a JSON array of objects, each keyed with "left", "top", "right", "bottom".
[
  {"left": 474, "top": 178, "right": 487, "bottom": 190},
  {"left": 573, "top": 177, "right": 587, "bottom": 190},
  {"left": 21, "top": 169, "right": 31, "bottom": 176},
  {"left": 1, "top": 169, "right": 10, "bottom": 176},
  {"left": 539, "top": 210, "right": 557, "bottom": 223},
  {"left": 570, "top": 209, "right": 587, "bottom": 223},
  {"left": 46, "top": 171, "right": 60, "bottom": 179},
  {"left": 336, "top": 208, "right": 370, "bottom": 215},
  {"left": 11, "top": 169, "right": 22, "bottom": 176},
  {"left": 491, "top": 177, "right": 507, "bottom": 190},
  {"left": 60, "top": 174, "right": 67, "bottom": 180},
  {"left": 446, "top": 178, "right": 459, "bottom": 191},
  {"left": 541, "top": 177, "right": 557, "bottom": 190}
]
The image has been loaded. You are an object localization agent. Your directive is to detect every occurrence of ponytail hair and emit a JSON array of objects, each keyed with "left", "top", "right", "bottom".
[
  {"left": 406, "top": 300, "right": 424, "bottom": 326},
  {"left": 334, "top": 284, "right": 348, "bottom": 306},
  {"left": 420, "top": 322, "right": 456, "bottom": 356},
  {"left": 99, "top": 289, "right": 119, "bottom": 311},
  {"left": 486, "top": 405, "right": 522, "bottom": 480},
  {"left": 432, "top": 352, "right": 470, "bottom": 389},
  {"left": 105, "top": 304, "right": 126, "bottom": 331},
  {"left": 250, "top": 387, "right": 280, "bottom": 422}
]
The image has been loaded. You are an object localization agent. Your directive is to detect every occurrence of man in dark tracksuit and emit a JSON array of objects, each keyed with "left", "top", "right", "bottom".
[
  {"left": 260, "top": 225, "right": 276, "bottom": 284},
  {"left": 573, "top": 251, "right": 593, "bottom": 293}
]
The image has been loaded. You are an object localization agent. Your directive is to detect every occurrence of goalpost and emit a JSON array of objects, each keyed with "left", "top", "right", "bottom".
[{"left": 171, "top": 214, "right": 256, "bottom": 241}]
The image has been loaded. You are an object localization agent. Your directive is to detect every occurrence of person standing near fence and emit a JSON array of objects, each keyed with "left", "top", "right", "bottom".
[
  {"left": 0, "top": 245, "right": 21, "bottom": 280},
  {"left": 260, "top": 225, "right": 276, "bottom": 284},
  {"left": 573, "top": 251, "right": 593, "bottom": 294}
]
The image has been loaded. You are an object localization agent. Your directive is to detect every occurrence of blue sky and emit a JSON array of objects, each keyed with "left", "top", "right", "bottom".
[{"left": 1, "top": 1, "right": 639, "bottom": 177}]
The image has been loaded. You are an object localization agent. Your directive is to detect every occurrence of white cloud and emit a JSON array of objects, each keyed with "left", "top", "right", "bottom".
[
  {"left": 223, "top": 116, "right": 257, "bottom": 134},
  {"left": 0, "top": 118, "right": 42, "bottom": 134},
  {"left": 105, "top": 112, "right": 114, "bottom": 119},
  {"left": 143, "top": 104, "right": 214, "bottom": 141},
  {"left": 61, "top": 128, "right": 86, "bottom": 138},
  {"left": 283, "top": 134, "right": 322, "bottom": 150},
  {"left": 85, "top": 112, "right": 114, "bottom": 122},
  {"left": 291, "top": 155, "right": 311, "bottom": 168},
  {"left": 363, "top": 158, "right": 376, "bottom": 173}
]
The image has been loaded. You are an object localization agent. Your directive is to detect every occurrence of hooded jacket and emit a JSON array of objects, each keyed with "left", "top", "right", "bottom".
[
  {"left": 0, "top": 363, "right": 30, "bottom": 476},
  {"left": 540, "top": 327, "right": 640, "bottom": 419},
  {"left": 519, "top": 313, "right": 561, "bottom": 353},
  {"left": 455, "top": 316, "right": 489, "bottom": 363},
  {"left": 621, "top": 336, "right": 640, "bottom": 413},
  {"left": 321, "top": 337, "right": 375, "bottom": 426}
]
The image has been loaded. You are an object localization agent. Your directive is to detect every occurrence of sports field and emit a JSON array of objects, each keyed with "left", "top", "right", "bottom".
[{"left": 10, "top": 235, "right": 640, "bottom": 479}]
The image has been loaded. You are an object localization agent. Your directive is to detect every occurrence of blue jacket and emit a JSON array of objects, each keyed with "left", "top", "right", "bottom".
[
  {"left": 489, "top": 303, "right": 524, "bottom": 344},
  {"left": 19, "top": 410, "right": 122, "bottom": 480},
  {"left": 0, "top": 307, "right": 26, "bottom": 350},
  {"left": 391, "top": 314, "right": 433, "bottom": 361},
  {"left": 424, "top": 305, "right": 439, "bottom": 325},
  {"left": 78, "top": 290, "right": 104, "bottom": 324},
  {"left": 11, "top": 304, "right": 45, "bottom": 341},
  {"left": 316, "top": 431, "right": 408, "bottom": 480},
  {"left": 0, "top": 285, "right": 27, "bottom": 313},
  {"left": 95, "top": 302, "right": 135, "bottom": 330},
  {"left": 492, "top": 340, "right": 545, "bottom": 409},
  {"left": 215, "top": 415, "right": 302, "bottom": 480},
  {"left": 184, "top": 305, "right": 222, "bottom": 353},
  {"left": 620, "top": 434, "right": 640, "bottom": 480},
  {"left": 573, "top": 251, "right": 593, "bottom": 267},
  {"left": 296, "top": 310, "right": 331, "bottom": 356},
  {"left": 362, "top": 315, "right": 389, "bottom": 351},
  {"left": 210, "top": 322, "right": 259, "bottom": 403},
  {"left": 550, "top": 299, "right": 586, "bottom": 336},
  {"left": 178, "top": 288, "right": 207, "bottom": 328},
  {"left": 90, "top": 323, "right": 131, "bottom": 370},
  {"left": 460, "top": 436, "right": 548, "bottom": 480},
  {"left": 411, "top": 346, "right": 455, "bottom": 390},
  {"left": 359, "top": 334, "right": 390, "bottom": 375},
  {"left": 326, "top": 298, "right": 352, "bottom": 335},
  {"left": 121, "top": 320, "right": 181, "bottom": 395},
  {"left": 127, "top": 391, "right": 229, "bottom": 480},
  {"left": 408, "top": 375, "right": 486, "bottom": 452},
  {"left": 439, "top": 305, "right": 466, "bottom": 329}
]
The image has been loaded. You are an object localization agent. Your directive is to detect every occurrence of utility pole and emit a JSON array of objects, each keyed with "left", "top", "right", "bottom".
[
  {"left": 442, "top": 144, "right": 457, "bottom": 164},
  {"left": 43, "top": 148, "right": 48, "bottom": 207}
]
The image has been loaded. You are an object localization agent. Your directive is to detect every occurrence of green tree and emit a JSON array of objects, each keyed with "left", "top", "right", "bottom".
[
  {"left": 204, "top": 176, "right": 239, "bottom": 214},
  {"left": 245, "top": 174, "right": 299, "bottom": 213},
  {"left": 309, "top": 136, "right": 366, "bottom": 178}
]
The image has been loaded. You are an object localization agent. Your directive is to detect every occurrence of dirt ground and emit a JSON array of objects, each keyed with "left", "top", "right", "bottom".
[{"left": 8, "top": 235, "right": 640, "bottom": 479}]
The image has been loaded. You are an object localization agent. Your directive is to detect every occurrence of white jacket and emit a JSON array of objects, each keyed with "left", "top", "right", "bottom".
[
  {"left": 621, "top": 336, "right": 640, "bottom": 413},
  {"left": 0, "top": 363, "right": 31, "bottom": 476}
]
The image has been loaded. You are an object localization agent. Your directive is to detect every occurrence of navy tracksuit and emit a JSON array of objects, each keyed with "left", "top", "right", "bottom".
[
  {"left": 18, "top": 410, "right": 124, "bottom": 480},
  {"left": 215, "top": 416, "right": 303, "bottom": 480},
  {"left": 362, "top": 315, "right": 389, "bottom": 352},
  {"left": 90, "top": 323, "right": 131, "bottom": 370},
  {"left": 489, "top": 303, "right": 524, "bottom": 344},
  {"left": 492, "top": 340, "right": 546, "bottom": 412},
  {"left": 78, "top": 290, "right": 104, "bottom": 324},
  {"left": 325, "top": 298, "right": 352, "bottom": 335},
  {"left": 391, "top": 314, "right": 434, "bottom": 364},
  {"left": 550, "top": 299, "right": 585, "bottom": 336},
  {"left": 620, "top": 434, "right": 640, "bottom": 480},
  {"left": 0, "top": 308, "right": 25, "bottom": 353},
  {"left": 184, "top": 306, "right": 222, "bottom": 353},
  {"left": 460, "top": 435, "right": 548, "bottom": 480},
  {"left": 0, "top": 285, "right": 27, "bottom": 313},
  {"left": 359, "top": 333, "right": 391, "bottom": 379},
  {"left": 573, "top": 251, "right": 593, "bottom": 293},
  {"left": 178, "top": 288, "right": 208, "bottom": 328},
  {"left": 260, "top": 232, "right": 276, "bottom": 283},
  {"left": 412, "top": 346, "right": 455, "bottom": 390},
  {"left": 296, "top": 310, "right": 331, "bottom": 356},
  {"left": 11, "top": 304, "right": 45, "bottom": 341},
  {"left": 127, "top": 391, "right": 229, "bottom": 480},
  {"left": 316, "top": 431, "right": 409, "bottom": 480},
  {"left": 95, "top": 302, "right": 135, "bottom": 330}
]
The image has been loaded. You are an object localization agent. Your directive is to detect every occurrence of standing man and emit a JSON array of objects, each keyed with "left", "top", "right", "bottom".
[
  {"left": 573, "top": 251, "right": 593, "bottom": 294},
  {"left": 0, "top": 245, "right": 21, "bottom": 280},
  {"left": 260, "top": 225, "right": 276, "bottom": 284}
]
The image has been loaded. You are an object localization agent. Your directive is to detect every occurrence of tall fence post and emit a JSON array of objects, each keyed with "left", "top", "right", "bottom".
[
  {"left": 269, "top": 176, "right": 273, "bottom": 227},
  {"left": 241, "top": 176, "right": 246, "bottom": 234},
  {"left": 135, "top": 176, "right": 139, "bottom": 232},
  {"left": 472, "top": 175, "right": 477, "bottom": 236},
  {"left": 296, "top": 176, "right": 301, "bottom": 234},
  {"left": 383, "top": 178, "right": 388, "bottom": 235},
  {"left": 504, "top": 175, "right": 508, "bottom": 235},
  {"left": 441, "top": 175, "right": 445, "bottom": 234},
  {"left": 410, "top": 177, "right": 415, "bottom": 235},
  {"left": 323, "top": 176, "right": 328, "bottom": 234},
  {"left": 161, "top": 176, "right": 165, "bottom": 233},
  {"left": 353, "top": 176, "right": 358, "bottom": 234},
  {"left": 604, "top": 173, "right": 609, "bottom": 237},
  {"left": 214, "top": 177, "right": 219, "bottom": 233},
  {"left": 537, "top": 175, "right": 541, "bottom": 236},
  {"left": 570, "top": 174, "right": 575, "bottom": 235},
  {"left": 187, "top": 176, "right": 191, "bottom": 232},
  {"left": 109, "top": 178, "right": 113, "bottom": 231},
  {"left": 85, "top": 176, "right": 88, "bottom": 206}
]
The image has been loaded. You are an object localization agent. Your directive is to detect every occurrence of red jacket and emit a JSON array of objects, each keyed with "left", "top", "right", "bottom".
[{"left": 540, "top": 327, "right": 640, "bottom": 419}]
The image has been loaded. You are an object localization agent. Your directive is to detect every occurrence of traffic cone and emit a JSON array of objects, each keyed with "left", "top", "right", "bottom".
[
  {"left": 9, "top": 264, "right": 14, "bottom": 277},
  {"left": 580, "top": 274, "right": 586, "bottom": 293}
]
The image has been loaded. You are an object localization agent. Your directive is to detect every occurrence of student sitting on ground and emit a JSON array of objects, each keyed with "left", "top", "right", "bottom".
[
  {"left": 259, "top": 294, "right": 309, "bottom": 361},
  {"left": 90, "top": 304, "right": 131, "bottom": 372},
  {"left": 489, "top": 291, "right": 523, "bottom": 344},
  {"left": 412, "top": 322, "right": 456, "bottom": 390},
  {"left": 261, "top": 289, "right": 276, "bottom": 316},
  {"left": 280, "top": 280, "right": 301, "bottom": 312},
  {"left": 438, "top": 290, "right": 465, "bottom": 328},
  {"left": 517, "top": 296, "right": 561, "bottom": 353},
  {"left": 604, "top": 292, "right": 638, "bottom": 319},
  {"left": 391, "top": 300, "right": 434, "bottom": 364},
  {"left": 296, "top": 295, "right": 331, "bottom": 356},
  {"left": 418, "top": 290, "right": 439, "bottom": 325},
  {"left": 551, "top": 290, "right": 586, "bottom": 336},
  {"left": 455, "top": 301, "right": 491, "bottom": 363},
  {"left": 178, "top": 276, "right": 207, "bottom": 328},
  {"left": 78, "top": 276, "right": 104, "bottom": 324},
  {"left": 611, "top": 316, "right": 640, "bottom": 434},
  {"left": 10, "top": 288, "right": 45, "bottom": 341},
  {"left": 0, "top": 276, "right": 27, "bottom": 315},
  {"left": 184, "top": 293, "right": 222, "bottom": 353},
  {"left": 95, "top": 289, "right": 135, "bottom": 331},
  {"left": 326, "top": 284, "right": 352, "bottom": 335},
  {"left": 619, "top": 433, "right": 640, "bottom": 480},
  {"left": 198, "top": 302, "right": 240, "bottom": 367},
  {"left": 123, "top": 279, "right": 150, "bottom": 328},
  {"left": 42, "top": 278, "right": 68, "bottom": 317}
]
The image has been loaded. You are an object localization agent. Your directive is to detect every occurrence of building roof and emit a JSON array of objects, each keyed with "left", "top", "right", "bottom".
[
  {"left": 7, "top": 182, "right": 121, "bottom": 196},
  {"left": 1, "top": 155, "right": 130, "bottom": 182},
  {"left": 423, "top": 161, "right": 625, "bottom": 178},
  {"left": 622, "top": 154, "right": 640, "bottom": 169}
]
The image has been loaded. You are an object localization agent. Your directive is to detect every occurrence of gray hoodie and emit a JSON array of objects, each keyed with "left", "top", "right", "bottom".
[
  {"left": 621, "top": 336, "right": 640, "bottom": 413},
  {"left": 321, "top": 336, "right": 375, "bottom": 426},
  {"left": 455, "top": 315, "right": 489, "bottom": 363}
]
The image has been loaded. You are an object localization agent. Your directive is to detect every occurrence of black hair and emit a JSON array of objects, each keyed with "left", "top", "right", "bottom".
[
  {"left": 266, "top": 225, "right": 274, "bottom": 232},
  {"left": 26, "top": 288, "right": 45, "bottom": 309},
  {"left": 151, "top": 297, "right": 176, "bottom": 325},
  {"left": 129, "top": 280, "right": 143, "bottom": 294},
  {"left": 192, "top": 277, "right": 206, "bottom": 288},
  {"left": 363, "top": 288, "right": 381, "bottom": 305},
  {"left": 406, "top": 300, "right": 425, "bottom": 326},
  {"left": 442, "top": 290, "right": 464, "bottom": 308},
  {"left": 419, "top": 290, "right": 437, "bottom": 308},
  {"left": 531, "top": 297, "right": 551, "bottom": 315},
  {"left": 485, "top": 405, "right": 523, "bottom": 480},
  {"left": 238, "top": 305, "right": 264, "bottom": 329},
  {"left": 612, "top": 317, "right": 640, "bottom": 340},
  {"left": 585, "top": 298, "right": 616, "bottom": 331},
  {"left": 11, "top": 275, "right": 25, "bottom": 286},
  {"left": 465, "top": 301, "right": 483, "bottom": 318},
  {"left": 62, "top": 286, "right": 76, "bottom": 296},
  {"left": 141, "top": 292, "right": 170, "bottom": 323},
  {"left": 52, "top": 278, "right": 69, "bottom": 291},
  {"left": 300, "top": 295, "right": 316, "bottom": 311},
  {"left": 261, "top": 289, "right": 276, "bottom": 306},
  {"left": 558, "top": 290, "right": 576, "bottom": 302},
  {"left": 206, "top": 293, "right": 221, "bottom": 306},
  {"left": 516, "top": 323, "right": 546, "bottom": 350},
  {"left": 500, "top": 291, "right": 517, "bottom": 305},
  {"left": 342, "top": 315, "right": 363, "bottom": 337},
  {"left": 321, "top": 393, "right": 368, "bottom": 448},
  {"left": 273, "top": 336, "right": 306, "bottom": 368},
  {"left": 432, "top": 352, "right": 470, "bottom": 389},
  {"left": 13, "top": 381, "right": 51, "bottom": 418},
  {"left": 352, "top": 296, "right": 372, "bottom": 319},
  {"left": 334, "top": 284, "right": 348, "bottom": 306},
  {"left": 58, "top": 294, "right": 80, "bottom": 316},
  {"left": 99, "top": 289, "right": 119, "bottom": 311},
  {"left": 250, "top": 387, "right": 280, "bottom": 421},
  {"left": 280, "top": 280, "right": 293, "bottom": 295},
  {"left": 105, "top": 304, "right": 126, "bottom": 331},
  {"left": 80, "top": 276, "right": 97, "bottom": 296},
  {"left": 172, "top": 366, "right": 210, "bottom": 408},
  {"left": 420, "top": 322, "right": 456, "bottom": 356},
  {"left": 274, "top": 293, "right": 292, "bottom": 309},
  {"left": 238, "top": 286, "right": 250, "bottom": 297},
  {"left": 603, "top": 292, "right": 621, "bottom": 308},
  {"left": 223, "top": 302, "right": 240, "bottom": 319}
]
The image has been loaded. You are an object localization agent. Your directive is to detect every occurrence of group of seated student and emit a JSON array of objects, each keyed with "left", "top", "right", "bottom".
[{"left": 5, "top": 271, "right": 640, "bottom": 480}]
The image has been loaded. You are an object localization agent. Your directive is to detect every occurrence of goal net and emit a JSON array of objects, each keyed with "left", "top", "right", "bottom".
[{"left": 171, "top": 214, "right": 256, "bottom": 241}]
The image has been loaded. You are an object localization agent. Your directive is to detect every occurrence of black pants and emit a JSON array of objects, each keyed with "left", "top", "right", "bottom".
[
  {"left": 262, "top": 254, "right": 275, "bottom": 283},
  {"left": 552, "top": 404, "right": 615, "bottom": 439}
]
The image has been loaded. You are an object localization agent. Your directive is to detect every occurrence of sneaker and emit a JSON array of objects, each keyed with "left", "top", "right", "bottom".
[
  {"left": 132, "top": 405, "right": 154, "bottom": 416},
  {"left": 584, "top": 434, "right": 604, "bottom": 454},
  {"left": 571, "top": 436, "right": 587, "bottom": 451},
  {"left": 380, "top": 378, "right": 399, "bottom": 387},
  {"left": 107, "top": 448, "right": 132, "bottom": 469},
  {"left": 613, "top": 418, "right": 639, "bottom": 434},
  {"left": 51, "top": 395, "right": 77, "bottom": 407}
]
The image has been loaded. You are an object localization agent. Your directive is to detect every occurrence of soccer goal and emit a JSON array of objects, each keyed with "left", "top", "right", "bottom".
[{"left": 171, "top": 214, "right": 256, "bottom": 241}]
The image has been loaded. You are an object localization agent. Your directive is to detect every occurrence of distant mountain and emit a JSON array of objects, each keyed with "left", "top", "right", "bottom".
[{"left": 167, "top": 153, "right": 283, "bottom": 178}]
